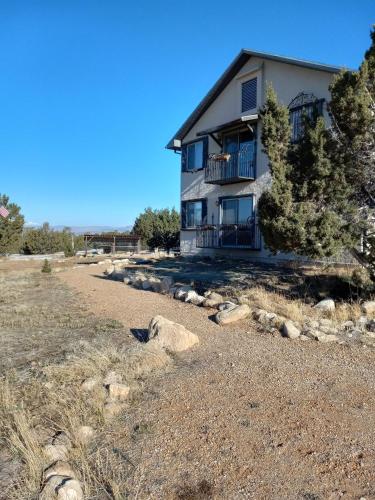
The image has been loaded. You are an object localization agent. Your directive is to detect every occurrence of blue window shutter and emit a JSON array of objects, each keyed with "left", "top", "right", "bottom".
[
  {"left": 202, "top": 136, "right": 208, "bottom": 168},
  {"left": 181, "top": 145, "right": 187, "bottom": 172},
  {"left": 202, "top": 199, "right": 207, "bottom": 225},
  {"left": 241, "top": 78, "right": 257, "bottom": 112},
  {"left": 181, "top": 201, "right": 187, "bottom": 229}
]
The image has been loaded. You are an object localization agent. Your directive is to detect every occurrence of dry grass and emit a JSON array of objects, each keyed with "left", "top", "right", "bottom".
[{"left": 237, "top": 286, "right": 362, "bottom": 325}]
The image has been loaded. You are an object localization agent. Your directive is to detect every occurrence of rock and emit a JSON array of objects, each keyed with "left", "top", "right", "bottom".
[
  {"left": 40, "top": 475, "right": 67, "bottom": 499},
  {"left": 314, "top": 298, "right": 335, "bottom": 311},
  {"left": 174, "top": 286, "right": 193, "bottom": 300},
  {"left": 76, "top": 425, "right": 95, "bottom": 445},
  {"left": 357, "top": 316, "right": 368, "bottom": 329},
  {"left": 148, "top": 315, "right": 199, "bottom": 352},
  {"left": 317, "top": 333, "right": 339, "bottom": 343},
  {"left": 103, "top": 371, "right": 121, "bottom": 385},
  {"left": 160, "top": 276, "right": 174, "bottom": 293},
  {"left": 107, "top": 383, "right": 130, "bottom": 401},
  {"left": 123, "top": 277, "right": 132, "bottom": 285},
  {"left": 104, "top": 265, "right": 115, "bottom": 276},
  {"left": 80, "top": 377, "right": 99, "bottom": 392},
  {"left": 141, "top": 280, "right": 152, "bottom": 290},
  {"left": 252, "top": 308, "right": 268, "bottom": 321},
  {"left": 341, "top": 320, "right": 354, "bottom": 330},
  {"left": 319, "top": 318, "right": 333, "bottom": 327},
  {"left": 367, "top": 319, "right": 375, "bottom": 332},
  {"left": 319, "top": 325, "right": 339, "bottom": 335},
  {"left": 282, "top": 320, "right": 301, "bottom": 339},
  {"left": 44, "top": 460, "right": 76, "bottom": 480},
  {"left": 52, "top": 432, "right": 72, "bottom": 450},
  {"left": 237, "top": 295, "right": 251, "bottom": 305},
  {"left": 57, "top": 478, "right": 83, "bottom": 499},
  {"left": 362, "top": 300, "right": 375, "bottom": 315},
  {"left": 305, "top": 319, "right": 320, "bottom": 329},
  {"left": 103, "top": 401, "right": 123, "bottom": 419},
  {"left": 218, "top": 301, "right": 237, "bottom": 312},
  {"left": 203, "top": 291, "right": 224, "bottom": 307},
  {"left": 304, "top": 329, "right": 326, "bottom": 340},
  {"left": 189, "top": 294, "right": 206, "bottom": 306},
  {"left": 89, "top": 263, "right": 97, "bottom": 267},
  {"left": 215, "top": 304, "right": 251, "bottom": 325},
  {"left": 43, "top": 444, "right": 69, "bottom": 462},
  {"left": 184, "top": 290, "right": 201, "bottom": 303}
]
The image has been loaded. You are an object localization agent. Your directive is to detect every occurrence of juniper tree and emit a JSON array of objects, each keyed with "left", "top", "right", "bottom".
[
  {"left": 259, "top": 26, "right": 375, "bottom": 269},
  {"left": 0, "top": 194, "right": 24, "bottom": 254}
]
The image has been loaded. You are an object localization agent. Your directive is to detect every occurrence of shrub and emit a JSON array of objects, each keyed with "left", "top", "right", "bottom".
[{"left": 41, "top": 259, "right": 51, "bottom": 273}]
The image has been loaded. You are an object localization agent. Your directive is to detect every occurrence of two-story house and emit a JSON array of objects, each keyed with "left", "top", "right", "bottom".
[{"left": 167, "top": 49, "right": 342, "bottom": 262}]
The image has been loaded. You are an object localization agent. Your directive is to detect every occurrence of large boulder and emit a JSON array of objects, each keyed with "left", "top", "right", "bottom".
[
  {"left": 104, "top": 265, "right": 115, "bottom": 276},
  {"left": 314, "top": 298, "right": 335, "bottom": 312},
  {"left": 174, "top": 286, "right": 193, "bottom": 301},
  {"left": 362, "top": 300, "right": 375, "bottom": 315},
  {"left": 148, "top": 315, "right": 199, "bottom": 352},
  {"left": 184, "top": 290, "right": 204, "bottom": 304},
  {"left": 282, "top": 320, "right": 301, "bottom": 339},
  {"left": 214, "top": 304, "right": 251, "bottom": 325}
]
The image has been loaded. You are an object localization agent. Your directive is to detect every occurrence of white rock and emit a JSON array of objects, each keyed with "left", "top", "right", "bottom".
[
  {"left": 217, "top": 301, "right": 237, "bottom": 312},
  {"left": 44, "top": 460, "right": 76, "bottom": 480},
  {"left": 362, "top": 301, "right": 375, "bottom": 315},
  {"left": 203, "top": 291, "right": 224, "bottom": 308},
  {"left": 107, "top": 383, "right": 130, "bottom": 401},
  {"left": 184, "top": 290, "right": 201, "bottom": 303},
  {"left": 103, "top": 401, "right": 123, "bottom": 419},
  {"left": 80, "top": 377, "right": 99, "bottom": 392},
  {"left": 174, "top": 286, "right": 193, "bottom": 300},
  {"left": 104, "top": 265, "right": 115, "bottom": 276},
  {"left": 314, "top": 298, "right": 335, "bottom": 311},
  {"left": 40, "top": 475, "right": 67, "bottom": 499},
  {"left": 57, "top": 478, "right": 83, "bottom": 499},
  {"left": 304, "top": 329, "right": 326, "bottom": 340},
  {"left": 317, "top": 333, "right": 339, "bottom": 343},
  {"left": 103, "top": 371, "right": 121, "bottom": 385},
  {"left": 76, "top": 425, "right": 95, "bottom": 445},
  {"left": 282, "top": 320, "right": 301, "bottom": 339},
  {"left": 215, "top": 304, "right": 251, "bottom": 325},
  {"left": 148, "top": 315, "right": 199, "bottom": 352},
  {"left": 189, "top": 294, "right": 206, "bottom": 306},
  {"left": 43, "top": 444, "right": 69, "bottom": 462}
]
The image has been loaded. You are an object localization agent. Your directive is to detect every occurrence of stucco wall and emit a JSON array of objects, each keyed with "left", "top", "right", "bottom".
[{"left": 179, "top": 55, "right": 335, "bottom": 260}]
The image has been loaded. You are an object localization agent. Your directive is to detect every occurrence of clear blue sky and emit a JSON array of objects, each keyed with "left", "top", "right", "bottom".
[{"left": 0, "top": 1, "right": 373, "bottom": 227}]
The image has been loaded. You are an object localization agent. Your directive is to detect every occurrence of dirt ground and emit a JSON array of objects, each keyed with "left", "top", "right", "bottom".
[
  {"left": 59, "top": 265, "right": 375, "bottom": 499},
  {"left": 1, "top": 261, "right": 375, "bottom": 499}
]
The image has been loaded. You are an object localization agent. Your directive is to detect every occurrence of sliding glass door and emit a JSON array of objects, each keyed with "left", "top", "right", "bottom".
[{"left": 220, "top": 196, "right": 254, "bottom": 247}]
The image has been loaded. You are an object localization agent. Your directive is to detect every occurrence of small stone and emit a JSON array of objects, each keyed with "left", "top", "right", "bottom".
[
  {"left": 215, "top": 304, "right": 251, "bottom": 325},
  {"left": 317, "top": 334, "right": 339, "bottom": 343},
  {"left": 314, "top": 298, "right": 335, "bottom": 311},
  {"left": 341, "top": 320, "right": 354, "bottom": 330},
  {"left": 217, "top": 301, "right": 237, "bottom": 312},
  {"left": 76, "top": 425, "right": 95, "bottom": 445},
  {"left": 202, "top": 291, "right": 224, "bottom": 308},
  {"left": 103, "top": 401, "right": 123, "bottom": 419},
  {"left": 104, "top": 265, "right": 115, "bottom": 276},
  {"left": 304, "top": 329, "right": 326, "bottom": 340},
  {"left": 362, "top": 301, "right": 375, "bottom": 315},
  {"left": 57, "top": 478, "right": 83, "bottom": 499},
  {"left": 43, "top": 444, "right": 69, "bottom": 462},
  {"left": 123, "top": 277, "right": 132, "bottom": 285},
  {"left": 282, "top": 320, "right": 301, "bottom": 339},
  {"left": 103, "top": 371, "right": 121, "bottom": 385},
  {"left": 107, "top": 383, "right": 130, "bottom": 401},
  {"left": 44, "top": 460, "right": 76, "bottom": 480},
  {"left": 80, "top": 377, "right": 99, "bottom": 392},
  {"left": 189, "top": 294, "right": 206, "bottom": 306}
]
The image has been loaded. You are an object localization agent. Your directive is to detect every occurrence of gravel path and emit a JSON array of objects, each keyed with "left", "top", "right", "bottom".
[{"left": 60, "top": 266, "right": 375, "bottom": 499}]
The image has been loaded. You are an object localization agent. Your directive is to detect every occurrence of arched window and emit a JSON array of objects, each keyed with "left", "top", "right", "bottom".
[{"left": 288, "top": 92, "right": 324, "bottom": 142}]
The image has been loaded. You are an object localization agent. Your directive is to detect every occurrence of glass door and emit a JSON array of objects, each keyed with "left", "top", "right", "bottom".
[{"left": 221, "top": 196, "right": 254, "bottom": 247}]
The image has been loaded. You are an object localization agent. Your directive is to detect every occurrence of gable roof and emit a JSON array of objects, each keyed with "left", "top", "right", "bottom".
[{"left": 166, "top": 49, "right": 343, "bottom": 150}]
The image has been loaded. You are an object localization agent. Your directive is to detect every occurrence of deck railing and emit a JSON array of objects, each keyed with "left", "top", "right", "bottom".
[
  {"left": 196, "top": 220, "right": 261, "bottom": 250},
  {"left": 205, "top": 148, "right": 256, "bottom": 184}
]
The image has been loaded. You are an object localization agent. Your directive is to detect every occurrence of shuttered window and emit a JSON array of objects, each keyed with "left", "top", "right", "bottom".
[{"left": 241, "top": 78, "right": 257, "bottom": 112}]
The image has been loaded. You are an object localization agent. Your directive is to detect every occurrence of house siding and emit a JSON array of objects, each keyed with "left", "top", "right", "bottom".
[{"left": 179, "top": 56, "right": 335, "bottom": 262}]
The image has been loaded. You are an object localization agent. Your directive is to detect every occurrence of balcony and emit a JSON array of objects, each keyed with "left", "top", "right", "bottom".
[
  {"left": 205, "top": 148, "right": 256, "bottom": 185},
  {"left": 196, "top": 220, "right": 261, "bottom": 250}
]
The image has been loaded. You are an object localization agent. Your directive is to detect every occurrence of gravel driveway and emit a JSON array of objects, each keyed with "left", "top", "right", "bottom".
[{"left": 60, "top": 266, "right": 375, "bottom": 499}]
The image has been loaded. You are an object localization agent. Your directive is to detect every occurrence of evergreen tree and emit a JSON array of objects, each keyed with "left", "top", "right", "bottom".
[
  {"left": 0, "top": 194, "right": 24, "bottom": 254},
  {"left": 259, "top": 26, "right": 375, "bottom": 268},
  {"left": 132, "top": 207, "right": 180, "bottom": 250}
]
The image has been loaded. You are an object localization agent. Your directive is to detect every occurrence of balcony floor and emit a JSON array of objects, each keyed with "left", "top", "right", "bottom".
[{"left": 204, "top": 175, "right": 255, "bottom": 185}]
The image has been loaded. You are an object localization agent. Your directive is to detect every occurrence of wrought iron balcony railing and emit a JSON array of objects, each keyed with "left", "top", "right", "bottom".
[
  {"left": 205, "top": 148, "right": 256, "bottom": 185},
  {"left": 196, "top": 220, "right": 261, "bottom": 250}
]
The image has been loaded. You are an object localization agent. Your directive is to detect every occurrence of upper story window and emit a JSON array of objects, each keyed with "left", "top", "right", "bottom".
[
  {"left": 288, "top": 92, "right": 324, "bottom": 142},
  {"left": 181, "top": 137, "right": 208, "bottom": 172},
  {"left": 241, "top": 78, "right": 257, "bottom": 112}
]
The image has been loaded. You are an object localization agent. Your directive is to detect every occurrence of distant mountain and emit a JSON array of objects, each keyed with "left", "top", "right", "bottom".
[{"left": 53, "top": 225, "right": 133, "bottom": 235}]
